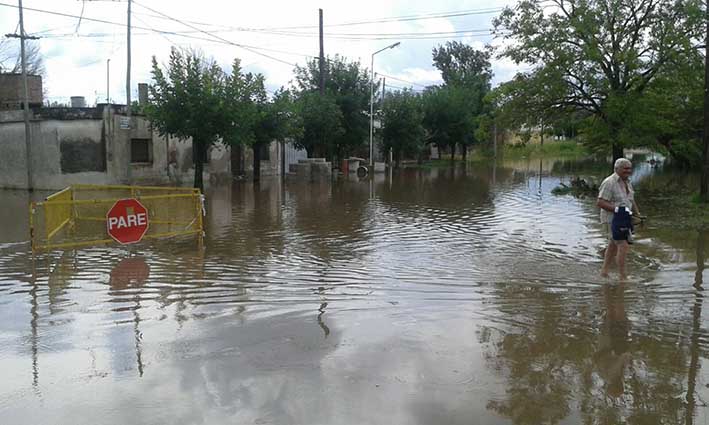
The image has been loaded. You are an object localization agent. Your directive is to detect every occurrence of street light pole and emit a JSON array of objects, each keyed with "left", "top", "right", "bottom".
[
  {"left": 369, "top": 42, "right": 400, "bottom": 167},
  {"left": 106, "top": 58, "right": 110, "bottom": 103}
]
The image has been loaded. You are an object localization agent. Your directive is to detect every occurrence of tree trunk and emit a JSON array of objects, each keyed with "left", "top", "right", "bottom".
[
  {"left": 462, "top": 145, "right": 468, "bottom": 162},
  {"left": 193, "top": 140, "right": 204, "bottom": 191},
  {"left": 253, "top": 142, "right": 261, "bottom": 182},
  {"left": 612, "top": 142, "right": 623, "bottom": 165},
  {"left": 450, "top": 144, "right": 455, "bottom": 162}
]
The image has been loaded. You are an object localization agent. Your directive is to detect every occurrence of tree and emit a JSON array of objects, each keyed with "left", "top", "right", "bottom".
[
  {"left": 432, "top": 41, "right": 492, "bottom": 90},
  {"left": 293, "top": 55, "right": 371, "bottom": 160},
  {"left": 251, "top": 88, "right": 297, "bottom": 181},
  {"left": 0, "top": 39, "right": 46, "bottom": 76},
  {"left": 431, "top": 42, "right": 492, "bottom": 159},
  {"left": 422, "top": 85, "right": 477, "bottom": 161},
  {"left": 489, "top": 71, "right": 574, "bottom": 147},
  {"left": 381, "top": 90, "right": 426, "bottom": 166},
  {"left": 147, "top": 48, "right": 226, "bottom": 190},
  {"left": 292, "top": 90, "right": 344, "bottom": 158},
  {"left": 494, "top": 0, "right": 704, "bottom": 162}
]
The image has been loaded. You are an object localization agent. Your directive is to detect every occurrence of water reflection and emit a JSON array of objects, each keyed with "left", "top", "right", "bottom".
[
  {"left": 0, "top": 157, "right": 707, "bottom": 424},
  {"left": 594, "top": 283, "right": 632, "bottom": 399}
]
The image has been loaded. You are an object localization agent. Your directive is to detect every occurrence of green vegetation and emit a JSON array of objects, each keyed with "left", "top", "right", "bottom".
[
  {"left": 144, "top": 1, "right": 708, "bottom": 198},
  {"left": 292, "top": 55, "right": 371, "bottom": 161},
  {"left": 500, "top": 141, "right": 589, "bottom": 159},
  {"left": 381, "top": 89, "right": 426, "bottom": 165}
]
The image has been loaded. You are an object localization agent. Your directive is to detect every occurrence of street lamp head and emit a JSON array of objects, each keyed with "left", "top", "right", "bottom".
[{"left": 389, "top": 42, "right": 401, "bottom": 49}]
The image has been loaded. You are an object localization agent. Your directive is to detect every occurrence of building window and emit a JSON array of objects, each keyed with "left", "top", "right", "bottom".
[
  {"left": 258, "top": 143, "right": 270, "bottom": 161},
  {"left": 131, "top": 138, "right": 152, "bottom": 163},
  {"left": 60, "top": 137, "right": 107, "bottom": 173}
]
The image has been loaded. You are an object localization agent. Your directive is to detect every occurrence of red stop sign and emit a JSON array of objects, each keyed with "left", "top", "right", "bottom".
[{"left": 106, "top": 198, "right": 149, "bottom": 244}]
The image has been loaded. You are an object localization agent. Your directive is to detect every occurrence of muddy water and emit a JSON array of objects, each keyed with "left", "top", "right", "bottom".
[{"left": 0, "top": 157, "right": 707, "bottom": 425}]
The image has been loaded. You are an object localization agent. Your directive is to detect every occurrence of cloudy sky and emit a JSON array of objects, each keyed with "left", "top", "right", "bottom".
[{"left": 0, "top": 0, "right": 524, "bottom": 105}]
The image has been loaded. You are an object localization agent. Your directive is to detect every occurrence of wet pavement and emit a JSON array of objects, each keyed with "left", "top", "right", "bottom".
[{"left": 1, "top": 157, "right": 707, "bottom": 424}]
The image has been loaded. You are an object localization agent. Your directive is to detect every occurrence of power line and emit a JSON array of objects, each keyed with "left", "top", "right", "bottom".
[
  {"left": 257, "top": 28, "right": 495, "bottom": 37},
  {"left": 74, "top": 0, "right": 86, "bottom": 34},
  {"left": 376, "top": 73, "right": 431, "bottom": 88},
  {"left": 38, "top": 30, "right": 313, "bottom": 58},
  {"left": 254, "top": 7, "right": 506, "bottom": 31},
  {"left": 131, "top": 6, "right": 505, "bottom": 33},
  {"left": 0, "top": 1, "right": 301, "bottom": 66},
  {"left": 386, "top": 83, "right": 424, "bottom": 92},
  {"left": 131, "top": 0, "right": 296, "bottom": 66}
]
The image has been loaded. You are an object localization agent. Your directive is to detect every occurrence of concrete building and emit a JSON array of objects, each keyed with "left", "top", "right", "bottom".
[
  {"left": 0, "top": 73, "right": 43, "bottom": 109},
  {"left": 0, "top": 103, "right": 300, "bottom": 190}
]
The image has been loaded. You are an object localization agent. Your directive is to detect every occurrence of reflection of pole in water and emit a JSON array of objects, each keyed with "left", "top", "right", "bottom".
[
  {"left": 133, "top": 302, "right": 144, "bottom": 377},
  {"left": 695, "top": 229, "right": 706, "bottom": 289},
  {"left": 685, "top": 291, "right": 703, "bottom": 425},
  {"left": 317, "top": 302, "right": 330, "bottom": 338},
  {"left": 538, "top": 159, "right": 543, "bottom": 196},
  {"left": 686, "top": 229, "right": 706, "bottom": 425},
  {"left": 491, "top": 158, "right": 497, "bottom": 185},
  {"left": 110, "top": 256, "right": 150, "bottom": 377},
  {"left": 30, "top": 256, "right": 39, "bottom": 389}
]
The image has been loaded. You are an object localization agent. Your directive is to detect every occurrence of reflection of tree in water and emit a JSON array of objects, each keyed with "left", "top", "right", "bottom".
[
  {"left": 480, "top": 272, "right": 708, "bottom": 424},
  {"left": 378, "top": 165, "right": 494, "bottom": 208},
  {"left": 284, "top": 179, "right": 371, "bottom": 264},
  {"left": 221, "top": 179, "right": 287, "bottom": 259}
]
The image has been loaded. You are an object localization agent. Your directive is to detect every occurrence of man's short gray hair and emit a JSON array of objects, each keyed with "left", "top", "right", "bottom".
[{"left": 614, "top": 158, "right": 632, "bottom": 171}]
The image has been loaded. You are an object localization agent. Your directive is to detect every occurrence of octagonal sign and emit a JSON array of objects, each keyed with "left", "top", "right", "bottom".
[{"left": 106, "top": 198, "right": 149, "bottom": 244}]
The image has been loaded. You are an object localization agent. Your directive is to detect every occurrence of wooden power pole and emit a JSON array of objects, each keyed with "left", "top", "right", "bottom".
[
  {"left": 702, "top": 0, "right": 709, "bottom": 201},
  {"left": 318, "top": 8, "right": 325, "bottom": 95},
  {"left": 6, "top": 0, "right": 39, "bottom": 191},
  {"left": 126, "top": 0, "right": 132, "bottom": 182}
]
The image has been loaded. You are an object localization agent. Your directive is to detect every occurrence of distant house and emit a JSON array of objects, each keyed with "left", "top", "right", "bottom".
[{"left": 0, "top": 78, "right": 305, "bottom": 190}]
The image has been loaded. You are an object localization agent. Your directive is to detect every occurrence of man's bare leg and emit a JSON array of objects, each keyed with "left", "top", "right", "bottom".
[
  {"left": 601, "top": 242, "right": 617, "bottom": 277},
  {"left": 616, "top": 241, "right": 629, "bottom": 280}
]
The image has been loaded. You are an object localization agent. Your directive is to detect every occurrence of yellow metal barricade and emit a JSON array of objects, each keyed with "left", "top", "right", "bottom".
[{"left": 30, "top": 184, "right": 204, "bottom": 251}]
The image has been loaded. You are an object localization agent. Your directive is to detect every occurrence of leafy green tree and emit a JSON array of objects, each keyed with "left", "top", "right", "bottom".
[
  {"left": 251, "top": 88, "right": 298, "bottom": 181},
  {"left": 381, "top": 90, "right": 426, "bottom": 166},
  {"left": 494, "top": 0, "right": 704, "bottom": 162},
  {"left": 432, "top": 41, "right": 492, "bottom": 91},
  {"left": 422, "top": 86, "right": 477, "bottom": 160},
  {"left": 147, "top": 48, "right": 225, "bottom": 190},
  {"left": 293, "top": 55, "right": 371, "bottom": 160},
  {"left": 221, "top": 59, "right": 262, "bottom": 148},
  {"left": 630, "top": 51, "right": 704, "bottom": 167},
  {"left": 430, "top": 42, "right": 492, "bottom": 159},
  {"left": 292, "top": 91, "right": 344, "bottom": 158},
  {"left": 489, "top": 71, "right": 574, "bottom": 147}
]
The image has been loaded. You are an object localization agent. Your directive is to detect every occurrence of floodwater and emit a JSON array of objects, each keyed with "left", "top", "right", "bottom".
[{"left": 1, "top": 156, "right": 707, "bottom": 425}]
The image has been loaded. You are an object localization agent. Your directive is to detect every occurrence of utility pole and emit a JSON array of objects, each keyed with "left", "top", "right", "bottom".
[
  {"left": 126, "top": 0, "right": 132, "bottom": 113},
  {"left": 318, "top": 8, "right": 325, "bottom": 161},
  {"left": 318, "top": 8, "right": 325, "bottom": 95},
  {"left": 106, "top": 58, "right": 110, "bottom": 103},
  {"left": 126, "top": 0, "right": 132, "bottom": 182},
  {"left": 702, "top": 0, "right": 709, "bottom": 201},
  {"left": 6, "top": 0, "right": 39, "bottom": 191}
]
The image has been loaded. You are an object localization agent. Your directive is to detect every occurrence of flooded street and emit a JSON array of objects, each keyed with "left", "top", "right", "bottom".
[{"left": 1, "top": 157, "right": 708, "bottom": 425}]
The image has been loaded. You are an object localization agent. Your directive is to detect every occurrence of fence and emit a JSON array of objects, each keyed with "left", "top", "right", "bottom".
[{"left": 30, "top": 184, "right": 204, "bottom": 251}]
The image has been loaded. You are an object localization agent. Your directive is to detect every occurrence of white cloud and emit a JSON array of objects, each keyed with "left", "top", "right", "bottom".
[{"left": 0, "top": 0, "right": 525, "bottom": 103}]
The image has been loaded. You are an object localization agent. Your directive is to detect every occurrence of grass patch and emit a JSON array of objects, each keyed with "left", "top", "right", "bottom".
[
  {"left": 416, "top": 159, "right": 457, "bottom": 169},
  {"left": 501, "top": 141, "right": 589, "bottom": 159}
]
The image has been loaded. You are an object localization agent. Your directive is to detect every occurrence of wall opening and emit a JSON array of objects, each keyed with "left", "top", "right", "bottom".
[
  {"left": 131, "top": 138, "right": 152, "bottom": 163},
  {"left": 60, "top": 137, "right": 107, "bottom": 173}
]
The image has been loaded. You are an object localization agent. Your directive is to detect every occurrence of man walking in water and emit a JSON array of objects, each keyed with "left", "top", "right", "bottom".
[{"left": 597, "top": 158, "right": 641, "bottom": 279}]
